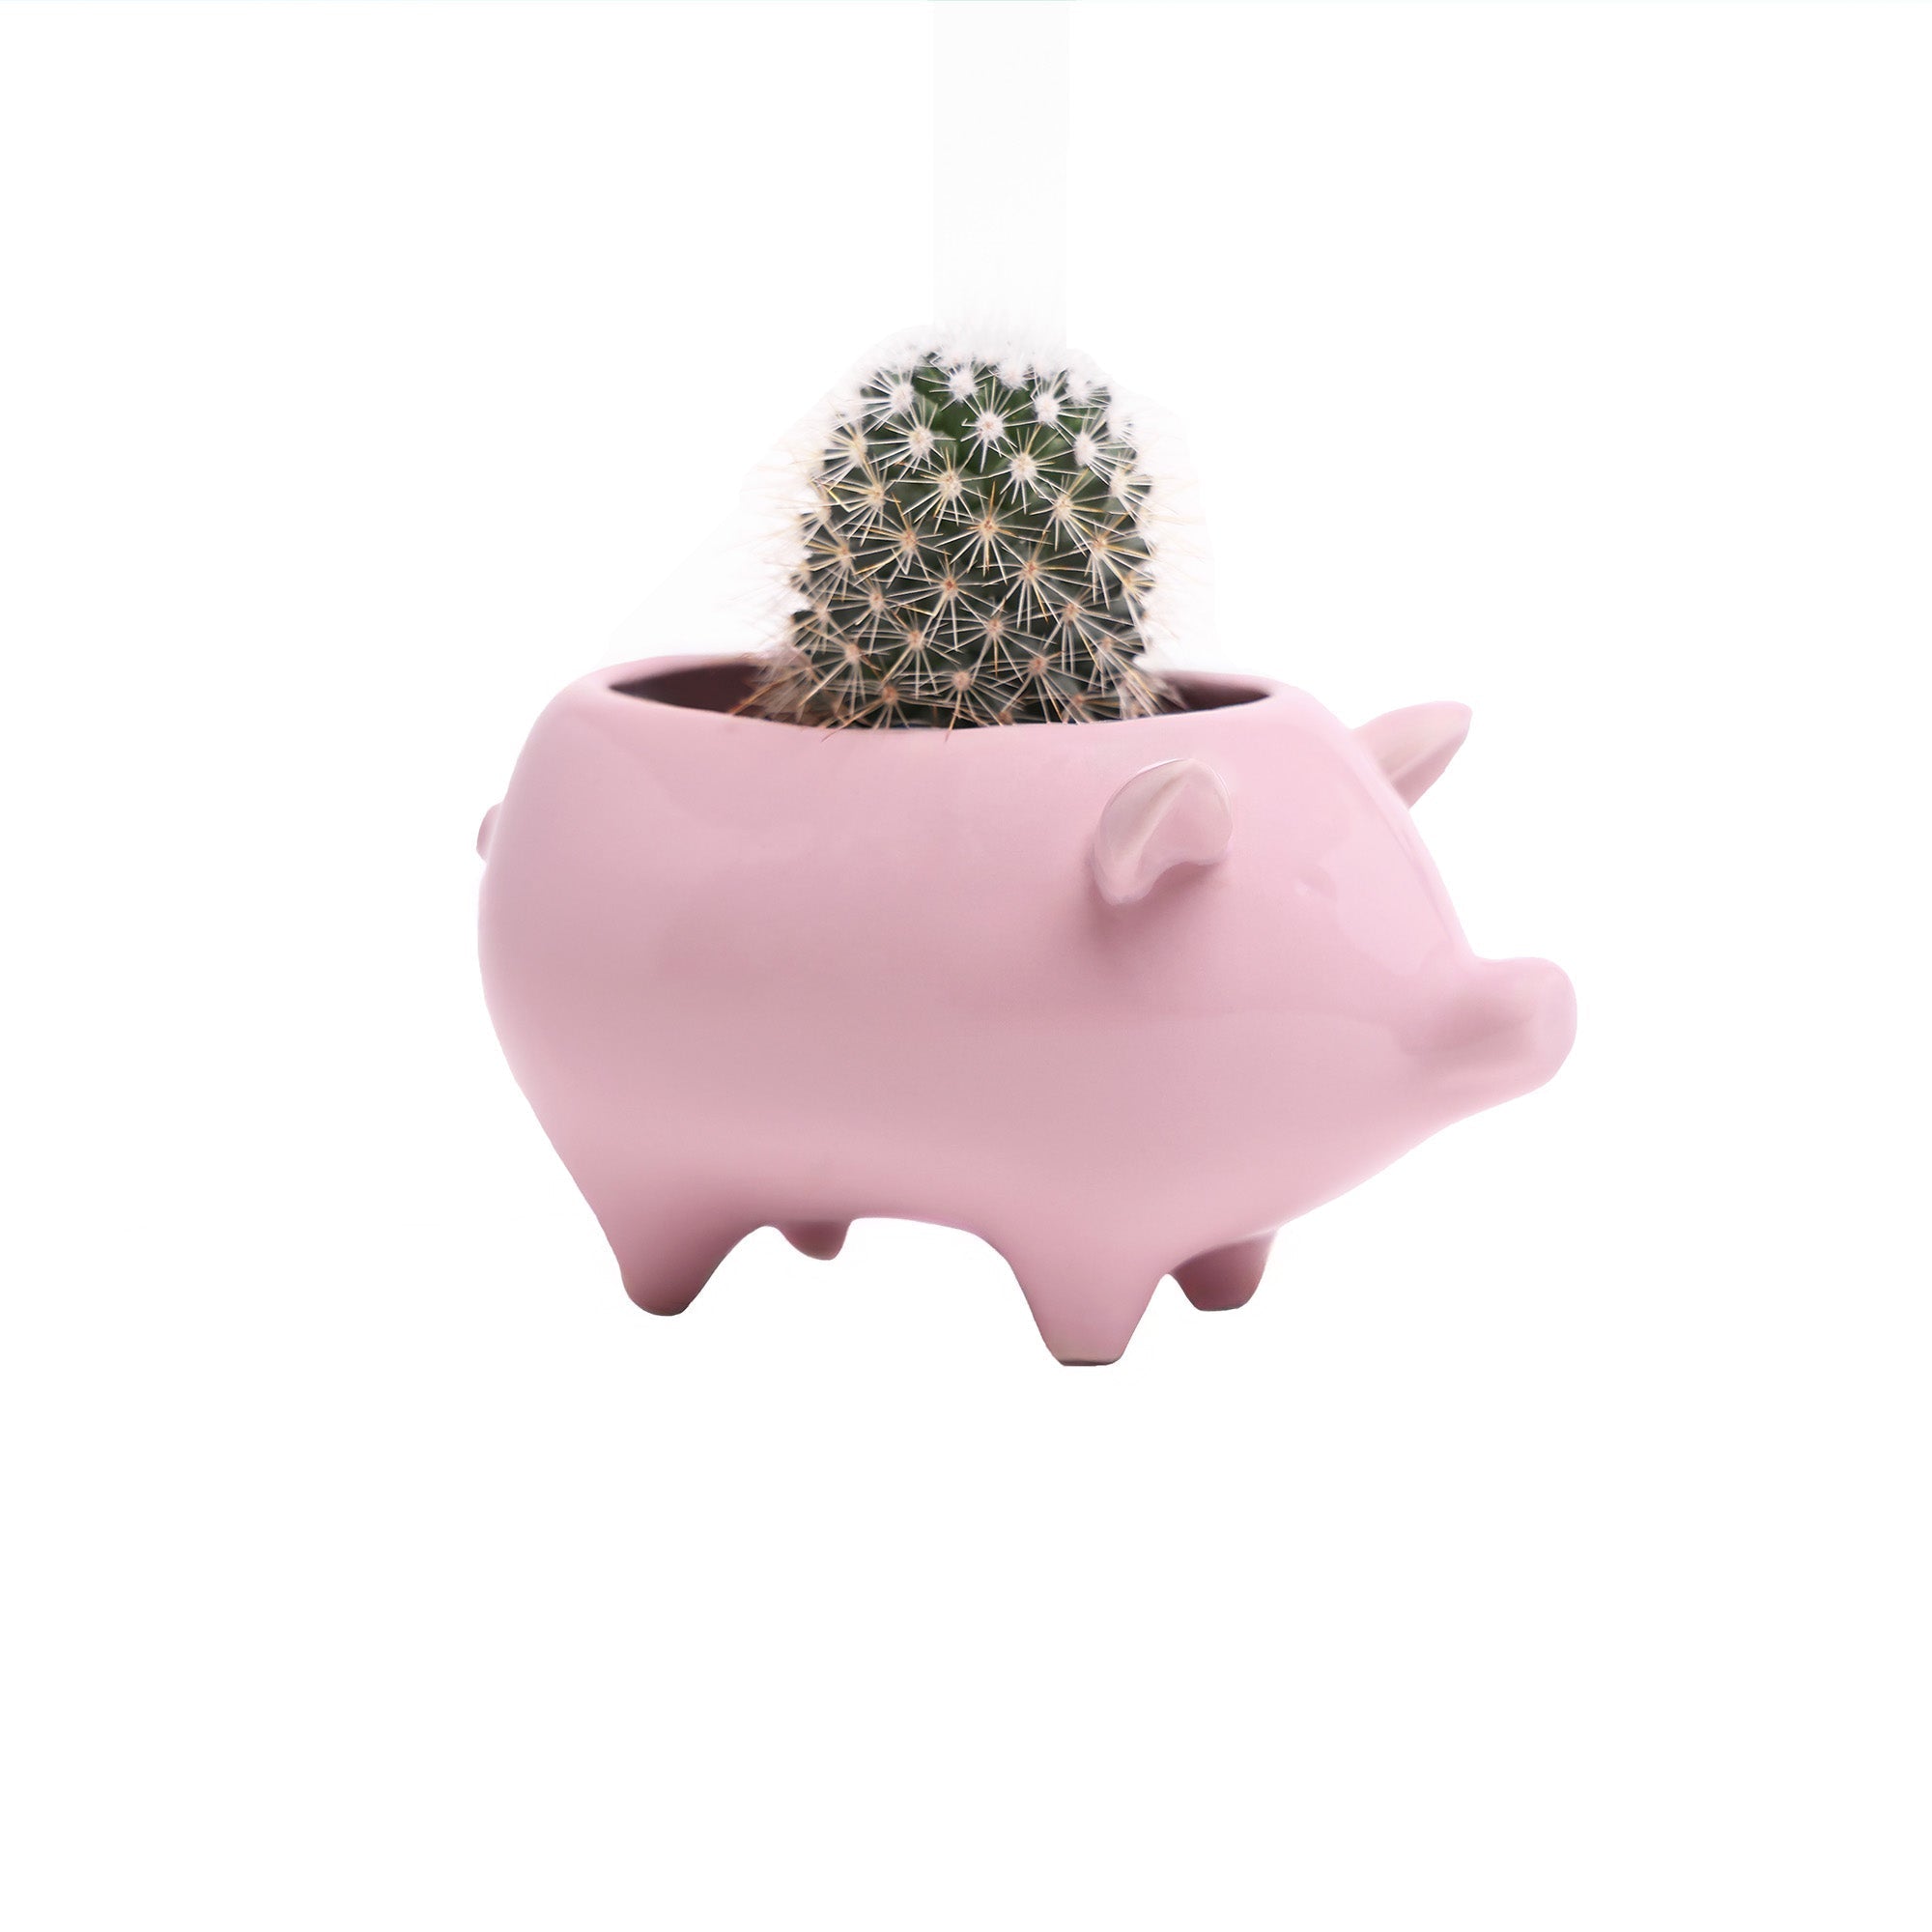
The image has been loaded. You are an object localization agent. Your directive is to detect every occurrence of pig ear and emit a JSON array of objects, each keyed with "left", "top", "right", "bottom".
[
  {"left": 1356, "top": 702, "right": 1472, "bottom": 806},
  {"left": 1092, "top": 759, "right": 1233, "bottom": 907}
]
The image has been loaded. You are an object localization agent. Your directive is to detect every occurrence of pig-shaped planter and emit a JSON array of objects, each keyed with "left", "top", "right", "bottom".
[{"left": 477, "top": 654, "right": 1575, "bottom": 1364}]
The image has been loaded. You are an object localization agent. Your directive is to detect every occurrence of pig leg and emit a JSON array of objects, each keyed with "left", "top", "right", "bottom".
[
  {"left": 996, "top": 1236, "right": 1161, "bottom": 1367},
  {"left": 779, "top": 1221, "right": 849, "bottom": 1262},
  {"left": 613, "top": 1212, "right": 751, "bottom": 1315},
  {"left": 569, "top": 1169, "right": 751, "bottom": 1316},
  {"left": 1173, "top": 1234, "right": 1274, "bottom": 1313}
]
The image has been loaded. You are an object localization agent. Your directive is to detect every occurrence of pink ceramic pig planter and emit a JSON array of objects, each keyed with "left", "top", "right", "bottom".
[
  {"left": 477, "top": 652, "right": 1576, "bottom": 1364},
  {"left": 480, "top": 345, "right": 1573, "bottom": 1361}
]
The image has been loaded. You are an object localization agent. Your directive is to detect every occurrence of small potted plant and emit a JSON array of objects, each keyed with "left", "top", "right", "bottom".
[{"left": 477, "top": 344, "right": 1575, "bottom": 1363}]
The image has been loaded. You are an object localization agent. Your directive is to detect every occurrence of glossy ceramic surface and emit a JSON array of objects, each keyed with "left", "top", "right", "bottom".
[{"left": 478, "top": 655, "right": 1575, "bottom": 1363}]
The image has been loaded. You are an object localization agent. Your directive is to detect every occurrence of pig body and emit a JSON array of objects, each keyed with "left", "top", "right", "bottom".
[{"left": 478, "top": 655, "right": 1575, "bottom": 1363}]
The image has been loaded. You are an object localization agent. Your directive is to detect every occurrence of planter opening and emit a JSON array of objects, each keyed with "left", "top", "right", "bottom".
[{"left": 611, "top": 659, "right": 1270, "bottom": 723}]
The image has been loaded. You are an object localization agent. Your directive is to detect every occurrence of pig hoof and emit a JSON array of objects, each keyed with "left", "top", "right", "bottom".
[
  {"left": 622, "top": 1265, "right": 717, "bottom": 1318},
  {"left": 779, "top": 1220, "right": 849, "bottom": 1262},
  {"left": 1174, "top": 1235, "right": 1274, "bottom": 1313}
]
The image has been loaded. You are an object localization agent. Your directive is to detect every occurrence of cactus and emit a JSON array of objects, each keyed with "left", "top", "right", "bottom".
[{"left": 749, "top": 349, "right": 1175, "bottom": 728}]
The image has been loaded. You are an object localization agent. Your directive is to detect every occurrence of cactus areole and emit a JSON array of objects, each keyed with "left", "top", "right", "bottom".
[
  {"left": 475, "top": 342, "right": 1577, "bottom": 1363},
  {"left": 751, "top": 350, "right": 1174, "bottom": 729}
]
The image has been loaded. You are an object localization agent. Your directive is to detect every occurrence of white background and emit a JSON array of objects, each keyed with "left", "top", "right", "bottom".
[{"left": 3, "top": 4, "right": 1927, "bottom": 1926}]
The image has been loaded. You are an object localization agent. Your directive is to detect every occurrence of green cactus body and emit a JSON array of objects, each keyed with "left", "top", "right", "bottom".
[{"left": 751, "top": 351, "right": 1174, "bottom": 728}]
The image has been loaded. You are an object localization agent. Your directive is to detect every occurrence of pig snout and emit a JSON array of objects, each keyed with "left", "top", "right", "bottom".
[{"left": 1429, "top": 956, "right": 1577, "bottom": 1110}]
